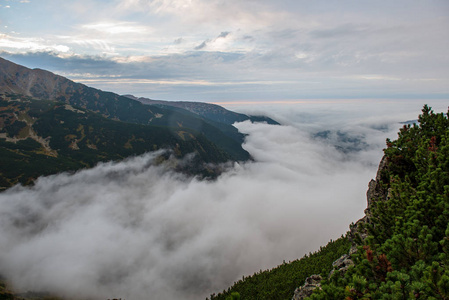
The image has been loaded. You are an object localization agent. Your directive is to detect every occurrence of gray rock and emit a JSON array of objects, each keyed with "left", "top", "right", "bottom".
[
  {"left": 349, "top": 155, "right": 390, "bottom": 247},
  {"left": 329, "top": 254, "right": 354, "bottom": 278},
  {"left": 291, "top": 275, "right": 322, "bottom": 300},
  {"left": 291, "top": 156, "right": 389, "bottom": 299}
]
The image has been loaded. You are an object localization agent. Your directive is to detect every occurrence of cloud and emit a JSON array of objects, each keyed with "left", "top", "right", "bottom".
[
  {"left": 2, "top": 49, "right": 448, "bottom": 102},
  {"left": 173, "top": 37, "right": 184, "bottom": 44},
  {"left": 81, "top": 22, "right": 152, "bottom": 35},
  {"left": 194, "top": 32, "right": 232, "bottom": 51},
  {"left": 0, "top": 34, "right": 70, "bottom": 53},
  {"left": 116, "top": 0, "right": 285, "bottom": 31},
  {"left": 218, "top": 31, "right": 230, "bottom": 39},
  {"left": 1, "top": 0, "right": 448, "bottom": 100},
  {"left": 0, "top": 51, "right": 122, "bottom": 75},
  {"left": 309, "top": 23, "right": 371, "bottom": 39},
  {"left": 194, "top": 40, "right": 209, "bottom": 50},
  {"left": 1, "top": 102, "right": 443, "bottom": 299}
]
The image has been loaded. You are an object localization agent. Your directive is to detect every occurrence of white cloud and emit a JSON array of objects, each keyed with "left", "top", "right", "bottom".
[
  {"left": 116, "top": 0, "right": 289, "bottom": 33},
  {"left": 81, "top": 22, "right": 152, "bottom": 35},
  {"left": 2, "top": 102, "right": 444, "bottom": 299},
  {"left": 1, "top": 0, "right": 448, "bottom": 100},
  {"left": 0, "top": 34, "right": 70, "bottom": 53}
]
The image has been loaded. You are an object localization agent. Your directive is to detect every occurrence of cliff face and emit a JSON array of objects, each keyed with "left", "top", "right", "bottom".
[
  {"left": 365, "top": 155, "right": 389, "bottom": 217},
  {"left": 348, "top": 155, "right": 389, "bottom": 251},
  {"left": 292, "top": 156, "right": 390, "bottom": 300}
]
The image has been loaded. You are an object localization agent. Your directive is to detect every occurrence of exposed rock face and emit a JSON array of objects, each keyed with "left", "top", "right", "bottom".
[
  {"left": 292, "top": 275, "right": 322, "bottom": 300},
  {"left": 348, "top": 155, "right": 389, "bottom": 251},
  {"left": 329, "top": 254, "right": 354, "bottom": 278},
  {"left": 365, "top": 155, "right": 389, "bottom": 218},
  {"left": 291, "top": 256, "right": 355, "bottom": 299},
  {"left": 291, "top": 155, "right": 390, "bottom": 299}
]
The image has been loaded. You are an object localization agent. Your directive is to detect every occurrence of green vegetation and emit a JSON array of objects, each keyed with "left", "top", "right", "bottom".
[
  {"left": 146, "top": 104, "right": 250, "bottom": 161},
  {"left": 211, "top": 105, "right": 449, "bottom": 300},
  {"left": 308, "top": 105, "right": 449, "bottom": 299},
  {"left": 0, "top": 95, "right": 234, "bottom": 190},
  {"left": 209, "top": 237, "right": 351, "bottom": 300},
  {"left": 0, "top": 280, "right": 15, "bottom": 300},
  {"left": 1, "top": 56, "right": 251, "bottom": 161}
]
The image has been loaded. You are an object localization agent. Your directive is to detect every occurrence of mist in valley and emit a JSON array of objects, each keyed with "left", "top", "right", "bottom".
[{"left": 0, "top": 100, "right": 446, "bottom": 300}]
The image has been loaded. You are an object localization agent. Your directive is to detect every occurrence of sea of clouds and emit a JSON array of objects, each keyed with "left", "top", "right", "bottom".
[{"left": 0, "top": 100, "right": 446, "bottom": 299}]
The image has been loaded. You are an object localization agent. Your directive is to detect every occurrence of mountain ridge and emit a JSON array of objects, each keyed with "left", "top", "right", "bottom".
[
  {"left": 123, "top": 94, "right": 280, "bottom": 126},
  {"left": 0, "top": 93, "right": 235, "bottom": 190},
  {"left": 0, "top": 57, "right": 271, "bottom": 162},
  {"left": 0, "top": 57, "right": 283, "bottom": 189}
]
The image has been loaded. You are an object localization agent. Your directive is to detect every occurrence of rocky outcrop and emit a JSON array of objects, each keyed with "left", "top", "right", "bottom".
[
  {"left": 291, "top": 255, "right": 356, "bottom": 299},
  {"left": 291, "top": 155, "right": 390, "bottom": 299},
  {"left": 348, "top": 155, "right": 389, "bottom": 252},
  {"left": 329, "top": 254, "right": 354, "bottom": 278},
  {"left": 365, "top": 155, "right": 389, "bottom": 218},
  {"left": 292, "top": 275, "right": 322, "bottom": 300}
]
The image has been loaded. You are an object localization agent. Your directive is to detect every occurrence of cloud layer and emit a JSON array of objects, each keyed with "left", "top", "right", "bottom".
[
  {"left": 1, "top": 102, "right": 444, "bottom": 299},
  {"left": 1, "top": 0, "right": 448, "bottom": 100}
]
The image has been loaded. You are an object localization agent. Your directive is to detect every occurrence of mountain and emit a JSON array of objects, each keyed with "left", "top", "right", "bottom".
[
  {"left": 0, "top": 57, "right": 254, "bottom": 160},
  {"left": 0, "top": 57, "right": 281, "bottom": 190},
  {"left": 124, "top": 95, "right": 280, "bottom": 126},
  {"left": 0, "top": 93, "right": 234, "bottom": 190},
  {"left": 211, "top": 105, "right": 449, "bottom": 299},
  {"left": 124, "top": 95, "right": 280, "bottom": 157}
]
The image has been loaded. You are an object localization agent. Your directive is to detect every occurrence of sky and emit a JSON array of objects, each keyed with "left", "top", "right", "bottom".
[
  {"left": 1, "top": 0, "right": 448, "bottom": 101},
  {"left": 0, "top": 100, "right": 448, "bottom": 300}
]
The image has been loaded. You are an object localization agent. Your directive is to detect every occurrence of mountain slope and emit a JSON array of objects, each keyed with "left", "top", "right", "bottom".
[
  {"left": 308, "top": 105, "right": 449, "bottom": 299},
  {"left": 209, "top": 237, "right": 350, "bottom": 300},
  {"left": 0, "top": 93, "right": 232, "bottom": 190},
  {"left": 210, "top": 105, "right": 449, "bottom": 300},
  {"left": 0, "top": 57, "right": 251, "bottom": 162},
  {"left": 125, "top": 95, "right": 280, "bottom": 126}
]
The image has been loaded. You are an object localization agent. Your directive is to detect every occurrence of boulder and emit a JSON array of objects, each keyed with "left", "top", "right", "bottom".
[
  {"left": 329, "top": 254, "right": 354, "bottom": 278},
  {"left": 291, "top": 275, "right": 322, "bottom": 300}
]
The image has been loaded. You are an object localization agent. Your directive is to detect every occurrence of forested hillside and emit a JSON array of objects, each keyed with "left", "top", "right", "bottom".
[
  {"left": 210, "top": 105, "right": 449, "bottom": 300},
  {"left": 308, "top": 105, "right": 449, "bottom": 299},
  {"left": 0, "top": 57, "right": 252, "bottom": 163},
  {"left": 209, "top": 237, "right": 351, "bottom": 300},
  {"left": 0, "top": 94, "right": 231, "bottom": 190}
]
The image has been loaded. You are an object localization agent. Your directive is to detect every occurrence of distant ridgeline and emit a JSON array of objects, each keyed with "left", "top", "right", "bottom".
[
  {"left": 211, "top": 105, "right": 449, "bottom": 300},
  {"left": 0, "top": 57, "right": 278, "bottom": 190}
]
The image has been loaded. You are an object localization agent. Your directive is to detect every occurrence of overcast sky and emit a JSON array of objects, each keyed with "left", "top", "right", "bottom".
[{"left": 1, "top": 0, "right": 448, "bottom": 101}]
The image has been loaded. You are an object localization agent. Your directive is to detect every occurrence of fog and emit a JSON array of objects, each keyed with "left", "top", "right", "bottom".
[{"left": 0, "top": 100, "right": 446, "bottom": 299}]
